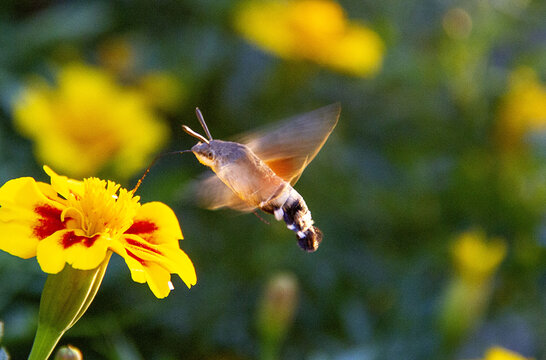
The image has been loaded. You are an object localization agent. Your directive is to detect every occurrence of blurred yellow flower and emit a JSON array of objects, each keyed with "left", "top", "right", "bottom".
[
  {"left": 13, "top": 63, "right": 169, "bottom": 180},
  {"left": 234, "top": 0, "right": 384, "bottom": 77},
  {"left": 477, "top": 346, "right": 531, "bottom": 360},
  {"left": 439, "top": 230, "right": 507, "bottom": 342},
  {"left": 497, "top": 67, "right": 546, "bottom": 149},
  {"left": 452, "top": 230, "right": 507, "bottom": 284},
  {"left": 0, "top": 166, "right": 196, "bottom": 298}
]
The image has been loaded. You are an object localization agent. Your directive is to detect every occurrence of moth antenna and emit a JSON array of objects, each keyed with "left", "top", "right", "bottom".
[
  {"left": 131, "top": 150, "right": 193, "bottom": 194},
  {"left": 182, "top": 125, "right": 210, "bottom": 144},
  {"left": 195, "top": 107, "right": 213, "bottom": 141}
]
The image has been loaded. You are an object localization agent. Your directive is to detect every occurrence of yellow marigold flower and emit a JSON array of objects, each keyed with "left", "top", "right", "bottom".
[
  {"left": 452, "top": 230, "right": 506, "bottom": 285},
  {"left": 440, "top": 231, "right": 507, "bottom": 343},
  {"left": 0, "top": 166, "right": 196, "bottom": 298},
  {"left": 13, "top": 63, "right": 169, "bottom": 179},
  {"left": 234, "top": 0, "right": 384, "bottom": 77},
  {"left": 497, "top": 66, "right": 546, "bottom": 149}
]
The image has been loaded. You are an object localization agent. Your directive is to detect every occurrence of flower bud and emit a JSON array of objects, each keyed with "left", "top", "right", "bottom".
[
  {"left": 54, "top": 345, "right": 83, "bottom": 360},
  {"left": 256, "top": 272, "right": 299, "bottom": 360}
]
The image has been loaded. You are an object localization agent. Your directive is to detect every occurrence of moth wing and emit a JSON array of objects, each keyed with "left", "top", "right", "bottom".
[
  {"left": 193, "top": 173, "right": 256, "bottom": 212},
  {"left": 241, "top": 103, "right": 340, "bottom": 185},
  {"left": 195, "top": 103, "right": 340, "bottom": 211}
]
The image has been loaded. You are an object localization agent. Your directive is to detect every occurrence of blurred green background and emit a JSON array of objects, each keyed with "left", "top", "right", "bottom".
[{"left": 1, "top": 0, "right": 546, "bottom": 359}]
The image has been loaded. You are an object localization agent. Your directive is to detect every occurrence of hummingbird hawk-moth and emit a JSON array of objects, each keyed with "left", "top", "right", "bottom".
[{"left": 181, "top": 103, "right": 340, "bottom": 252}]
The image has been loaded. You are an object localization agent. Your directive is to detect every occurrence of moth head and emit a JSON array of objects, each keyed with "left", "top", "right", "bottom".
[
  {"left": 191, "top": 140, "right": 242, "bottom": 168},
  {"left": 191, "top": 141, "right": 216, "bottom": 167},
  {"left": 182, "top": 107, "right": 216, "bottom": 166}
]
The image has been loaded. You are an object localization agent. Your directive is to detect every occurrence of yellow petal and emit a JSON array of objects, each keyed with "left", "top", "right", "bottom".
[
  {"left": 126, "top": 202, "right": 183, "bottom": 244},
  {"left": 0, "top": 220, "right": 40, "bottom": 259},
  {"left": 119, "top": 201, "right": 196, "bottom": 292},
  {"left": 43, "top": 165, "right": 84, "bottom": 200},
  {"left": 139, "top": 261, "right": 173, "bottom": 299},
  {"left": 123, "top": 235, "right": 197, "bottom": 288},
  {"left": 120, "top": 234, "right": 197, "bottom": 290},
  {"left": 36, "top": 229, "right": 110, "bottom": 273},
  {"left": 158, "top": 246, "right": 197, "bottom": 288},
  {"left": 121, "top": 246, "right": 173, "bottom": 298},
  {"left": 0, "top": 177, "right": 58, "bottom": 212},
  {"left": 123, "top": 251, "right": 147, "bottom": 284},
  {"left": 0, "top": 177, "right": 65, "bottom": 258}
]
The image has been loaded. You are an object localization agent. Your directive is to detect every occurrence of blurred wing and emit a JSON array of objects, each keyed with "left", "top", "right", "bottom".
[
  {"left": 195, "top": 103, "right": 340, "bottom": 211},
  {"left": 194, "top": 173, "right": 255, "bottom": 212},
  {"left": 241, "top": 103, "right": 340, "bottom": 185}
]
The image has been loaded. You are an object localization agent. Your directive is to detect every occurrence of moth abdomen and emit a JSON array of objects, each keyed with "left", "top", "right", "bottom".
[{"left": 262, "top": 188, "right": 322, "bottom": 252}]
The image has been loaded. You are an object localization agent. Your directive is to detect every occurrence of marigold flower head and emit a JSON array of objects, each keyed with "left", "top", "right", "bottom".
[
  {"left": 0, "top": 166, "right": 196, "bottom": 298},
  {"left": 452, "top": 230, "right": 506, "bottom": 284},
  {"left": 234, "top": 0, "right": 384, "bottom": 77},
  {"left": 13, "top": 63, "right": 169, "bottom": 179},
  {"left": 497, "top": 66, "right": 546, "bottom": 150}
]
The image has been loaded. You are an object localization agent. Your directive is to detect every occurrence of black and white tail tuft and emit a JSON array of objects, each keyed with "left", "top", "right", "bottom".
[
  {"left": 297, "top": 226, "right": 322, "bottom": 252},
  {"left": 269, "top": 193, "right": 322, "bottom": 252}
]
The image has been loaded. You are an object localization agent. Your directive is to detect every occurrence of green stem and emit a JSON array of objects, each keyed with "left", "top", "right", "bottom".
[
  {"left": 28, "top": 252, "right": 112, "bottom": 360},
  {"left": 28, "top": 325, "right": 64, "bottom": 360},
  {"left": 69, "top": 252, "right": 111, "bottom": 328}
]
